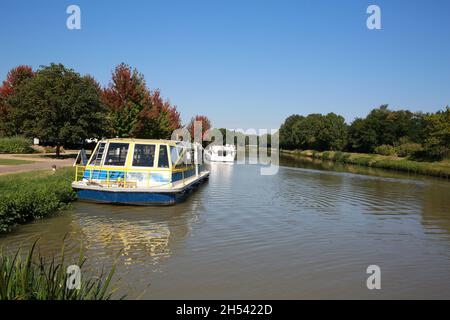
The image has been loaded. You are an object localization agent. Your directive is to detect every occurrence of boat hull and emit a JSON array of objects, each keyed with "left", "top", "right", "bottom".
[{"left": 73, "top": 172, "right": 209, "bottom": 206}]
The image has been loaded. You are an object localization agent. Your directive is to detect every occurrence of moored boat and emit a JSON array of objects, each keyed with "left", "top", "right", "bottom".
[
  {"left": 205, "top": 144, "right": 236, "bottom": 163},
  {"left": 72, "top": 139, "right": 209, "bottom": 205}
]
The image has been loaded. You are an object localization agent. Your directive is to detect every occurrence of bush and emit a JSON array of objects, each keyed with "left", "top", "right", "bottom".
[
  {"left": 374, "top": 145, "right": 397, "bottom": 156},
  {"left": 395, "top": 143, "right": 423, "bottom": 157},
  {"left": 333, "top": 151, "right": 351, "bottom": 162},
  {"left": 0, "top": 136, "right": 33, "bottom": 154},
  {"left": 0, "top": 168, "right": 76, "bottom": 233},
  {"left": 321, "top": 151, "right": 333, "bottom": 160}
]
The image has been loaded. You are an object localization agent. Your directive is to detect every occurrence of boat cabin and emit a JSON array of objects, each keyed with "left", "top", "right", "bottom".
[{"left": 74, "top": 138, "right": 204, "bottom": 189}]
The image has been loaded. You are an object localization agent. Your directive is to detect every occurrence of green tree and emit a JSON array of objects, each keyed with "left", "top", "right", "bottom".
[
  {"left": 348, "top": 105, "right": 425, "bottom": 153},
  {"left": 287, "top": 113, "right": 348, "bottom": 151},
  {"left": 317, "top": 113, "right": 348, "bottom": 151},
  {"left": 423, "top": 107, "right": 450, "bottom": 159},
  {"left": 8, "top": 63, "right": 107, "bottom": 156},
  {"left": 348, "top": 117, "right": 377, "bottom": 153},
  {"left": 279, "top": 114, "right": 304, "bottom": 149}
]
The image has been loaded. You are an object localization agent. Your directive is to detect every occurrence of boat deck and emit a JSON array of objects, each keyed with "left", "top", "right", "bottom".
[{"left": 72, "top": 171, "right": 210, "bottom": 193}]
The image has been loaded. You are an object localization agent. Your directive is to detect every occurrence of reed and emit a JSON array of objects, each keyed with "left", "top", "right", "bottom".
[{"left": 0, "top": 240, "right": 121, "bottom": 300}]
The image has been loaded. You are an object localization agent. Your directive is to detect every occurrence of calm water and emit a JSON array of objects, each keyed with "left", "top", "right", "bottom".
[{"left": 1, "top": 154, "right": 450, "bottom": 299}]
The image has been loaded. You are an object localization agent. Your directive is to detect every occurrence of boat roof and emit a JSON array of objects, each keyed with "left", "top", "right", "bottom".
[{"left": 101, "top": 138, "right": 181, "bottom": 146}]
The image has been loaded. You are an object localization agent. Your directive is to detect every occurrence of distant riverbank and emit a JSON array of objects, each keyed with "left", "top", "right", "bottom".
[{"left": 281, "top": 149, "right": 450, "bottom": 179}]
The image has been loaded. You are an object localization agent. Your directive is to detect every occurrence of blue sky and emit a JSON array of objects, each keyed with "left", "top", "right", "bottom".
[{"left": 1, "top": 0, "right": 449, "bottom": 129}]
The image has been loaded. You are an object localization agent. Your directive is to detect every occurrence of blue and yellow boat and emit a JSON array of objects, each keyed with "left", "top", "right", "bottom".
[{"left": 72, "top": 138, "right": 209, "bottom": 205}]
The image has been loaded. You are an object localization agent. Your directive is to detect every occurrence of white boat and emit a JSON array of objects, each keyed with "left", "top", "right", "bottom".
[{"left": 205, "top": 144, "right": 236, "bottom": 163}]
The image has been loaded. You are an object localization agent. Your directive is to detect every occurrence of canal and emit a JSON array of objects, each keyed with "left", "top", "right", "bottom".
[{"left": 1, "top": 154, "right": 450, "bottom": 299}]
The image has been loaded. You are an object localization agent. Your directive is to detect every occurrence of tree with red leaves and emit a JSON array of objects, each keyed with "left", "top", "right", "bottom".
[
  {"left": 135, "top": 89, "right": 181, "bottom": 139},
  {"left": 102, "top": 63, "right": 152, "bottom": 138},
  {"left": 102, "top": 63, "right": 181, "bottom": 139},
  {"left": 0, "top": 65, "right": 34, "bottom": 136},
  {"left": 187, "top": 115, "right": 212, "bottom": 142}
]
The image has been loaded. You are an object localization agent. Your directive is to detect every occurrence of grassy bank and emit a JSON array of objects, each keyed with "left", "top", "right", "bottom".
[
  {"left": 0, "top": 241, "right": 119, "bottom": 300},
  {"left": 0, "top": 168, "right": 76, "bottom": 233},
  {"left": 282, "top": 149, "right": 450, "bottom": 179}
]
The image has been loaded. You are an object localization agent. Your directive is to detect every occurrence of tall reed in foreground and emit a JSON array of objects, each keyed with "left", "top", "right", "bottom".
[{"left": 0, "top": 240, "right": 122, "bottom": 300}]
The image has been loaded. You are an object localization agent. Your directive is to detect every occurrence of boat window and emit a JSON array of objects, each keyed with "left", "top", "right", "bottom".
[
  {"left": 158, "top": 145, "right": 170, "bottom": 168},
  {"left": 132, "top": 144, "right": 156, "bottom": 167},
  {"left": 104, "top": 143, "right": 129, "bottom": 166},
  {"left": 170, "top": 146, "right": 179, "bottom": 166},
  {"left": 89, "top": 142, "right": 106, "bottom": 166}
]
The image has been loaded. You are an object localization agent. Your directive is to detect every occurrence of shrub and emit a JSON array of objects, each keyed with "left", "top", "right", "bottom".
[
  {"left": 333, "top": 151, "right": 351, "bottom": 162},
  {"left": 0, "top": 168, "right": 76, "bottom": 233},
  {"left": 395, "top": 143, "right": 423, "bottom": 157},
  {"left": 352, "top": 156, "right": 372, "bottom": 166},
  {"left": 322, "top": 151, "right": 333, "bottom": 160},
  {"left": 374, "top": 145, "right": 397, "bottom": 156},
  {"left": 0, "top": 136, "right": 33, "bottom": 154}
]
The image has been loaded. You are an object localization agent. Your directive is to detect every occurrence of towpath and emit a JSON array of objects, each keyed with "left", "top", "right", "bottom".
[{"left": 0, "top": 153, "right": 76, "bottom": 176}]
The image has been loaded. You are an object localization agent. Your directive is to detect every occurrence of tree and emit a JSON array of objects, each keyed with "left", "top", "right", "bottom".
[
  {"left": 102, "top": 63, "right": 152, "bottom": 138},
  {"left": 348, "top": 117, "right": 377, "bottom": 153},
  {"left": 279, "top": 114, "right": 304, "bottom": 149},
  {"left": 0, "top": 65, "right": 34, "bottom": 136},
  {"left": 102, "top": 63, "right": 181, "bottom": 139},
  {"left": 134, "top": 90, "right": 181, "bottom": 139},
  {"left": 285, "top": 113, "right": 348, "bottom": 151},
  {"left": 318, "top": 113, "right": 348, "bottom": 151},
  {"left": 187, "top": 115, "right": 212, "bottom": 142},
  {"left": 9, "top": 63, "right": 107, "bottom": 156},
  {"left": 423, "top": 107, "right": 450, "bottom": 159},
  {"left": 348, "top": 105, "right": 425, "bottom": 153}
]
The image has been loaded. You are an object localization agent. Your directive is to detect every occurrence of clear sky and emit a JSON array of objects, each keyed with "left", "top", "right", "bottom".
[{"left": 1, "top": 0, "right": 449, "bottom": 130}]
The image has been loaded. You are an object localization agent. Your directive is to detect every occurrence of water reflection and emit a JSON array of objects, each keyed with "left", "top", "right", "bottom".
[{"left": 1, "top": 156, "right": 450, "bottom": 299}]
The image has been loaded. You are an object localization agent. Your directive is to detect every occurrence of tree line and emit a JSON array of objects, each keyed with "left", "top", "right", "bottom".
[
  {"left": 0, "top": 63, "right": 211, "bottom": 155},
  {"left": 279, "top": 105, "right": 450, "bottom": 160}
]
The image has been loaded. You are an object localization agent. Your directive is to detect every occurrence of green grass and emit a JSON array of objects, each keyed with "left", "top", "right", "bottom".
[
  {"left": 0, "top": 158, "right": 35, "bottom": 165},
  {"left": 0, "top": 168, "right": 76, "bottom": 233},
  {"left": 0, "top": 240, "right": 121, "bottom": 300},
  {"left": 282, "top": 149, "right": 450, "bottom": 179}
]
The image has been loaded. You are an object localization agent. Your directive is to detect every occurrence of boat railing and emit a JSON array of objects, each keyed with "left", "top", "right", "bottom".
[{"left": 74, "top": 165, "right": 196, "bottom": 189}]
